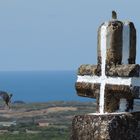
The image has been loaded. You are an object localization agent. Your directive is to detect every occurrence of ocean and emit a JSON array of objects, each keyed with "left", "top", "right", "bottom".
[{"left": 0, "top": 71, "right": 93, "bottom": 102}]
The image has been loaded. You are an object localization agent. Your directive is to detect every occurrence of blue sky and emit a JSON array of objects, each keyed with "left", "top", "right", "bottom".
[{"left": 0, "top": 0, "right": 139, "bottom": 71}]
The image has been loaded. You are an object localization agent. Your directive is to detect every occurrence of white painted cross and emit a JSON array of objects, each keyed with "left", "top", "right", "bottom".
[{"left": 77, "top": 22, "right": 140, "bottom": 114}]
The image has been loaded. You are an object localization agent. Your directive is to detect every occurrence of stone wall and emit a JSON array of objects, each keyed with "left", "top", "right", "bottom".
[{"left": 71, "top": 112, "right": 140, "bottom": 140}]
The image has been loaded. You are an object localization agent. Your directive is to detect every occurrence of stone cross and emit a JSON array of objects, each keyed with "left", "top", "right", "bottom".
[{"left": 75, "top": 12, "right": 140, "bottom": 113}]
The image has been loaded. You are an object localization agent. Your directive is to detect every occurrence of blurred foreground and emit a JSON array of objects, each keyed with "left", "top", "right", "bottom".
[{"left": 0, "top": 101, "right": 96, "bottom": 140}]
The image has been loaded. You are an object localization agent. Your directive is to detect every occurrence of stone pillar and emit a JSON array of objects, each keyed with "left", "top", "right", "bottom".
[
  {"left": 72, "top": 11, "right": 140, "bottom": 140},
  {"left": 71, "top": 112, "right": 140, "bottom": 140}
]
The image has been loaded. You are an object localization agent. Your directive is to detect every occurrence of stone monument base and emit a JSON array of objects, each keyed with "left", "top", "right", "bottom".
[{"left": 71, "top": 112, "right": 140, "bottom": 140}]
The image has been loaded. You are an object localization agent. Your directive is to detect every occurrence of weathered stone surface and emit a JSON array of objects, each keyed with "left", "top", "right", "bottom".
[
  {"left": 97, "top": 21, "right": 136, "bottom": 66},
  {"left": 78, "top": 65, "right": 101, "bottom": 76},
  {"left": 106, "top": 64, "right": 140, "bottom": 77},
  {"left": 73, "top": 12, "right": 140, "bottom": 140},
  {"left": 103, "top": 85, "right": 140, "bottom": 112},
  {"left": 104, "top": 84, "right": 140, "bottom": 112},
  {"left": 104, "top": 85, "right": 135, "bottom": 112},
  {"left": 76, "top": 82, "right": 140, "bottom": 112},
  {"left": 76, "top": 82, "right": 140, "bottom": 99},
  {"left": 71, "top": 112, "right": 140, "bottom": 140},
  {"left": 105, "top": 84, "right": 140, "bottom": 98},
  {"left": 75, "top": 82, "right": 100, "bottom": 98},
  {"left": 129, "top": 22, "right": 136, "bottom": 64},
  {"left": 97, "top": 23, "right": 101, "bottom": 65},
  {"left": 78, "top": 64, "right": 140, "bottom": 77},
  {"left": 98, "top": 21, "right": 123, "bottom": 66}
]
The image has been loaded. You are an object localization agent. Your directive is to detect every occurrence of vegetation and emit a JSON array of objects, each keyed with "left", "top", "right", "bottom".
[
  {"left": 0, "top": 101, "right": 96, "bottom": 140},
  {"left": 0, "top": 127, "right": 70, "bottom": 140}
]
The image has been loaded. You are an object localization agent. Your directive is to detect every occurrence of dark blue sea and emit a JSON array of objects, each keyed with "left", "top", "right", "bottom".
[{"left": 0, "top": 71, "right": 93, "bottom": 102}]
